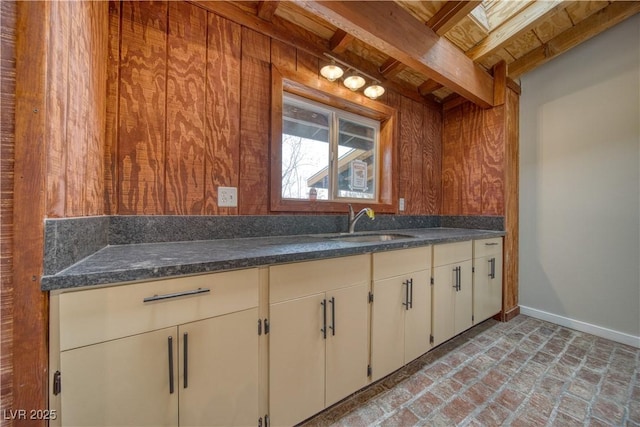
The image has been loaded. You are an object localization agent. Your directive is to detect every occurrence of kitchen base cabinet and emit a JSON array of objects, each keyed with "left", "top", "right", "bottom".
[
  {"left": 473, "top": 238, "right": 503, "bottom": 324},
  {"left": 269, "top": 255, "right": 370, "bottom": 427},
  {"left": 370, "top": 247, "right": 431, "bottom": 382},
  {"left": 179, "top": 308, "right": 259, "bottom": 427},
  {"left": 60, "top": 327, "right": 179, "bottom": 427},
  {"left": 432, "top": 242, "right": 473, "bottom": 347},
  {"left": 50, "top": 269, "right": 260, "bottom": 427}
]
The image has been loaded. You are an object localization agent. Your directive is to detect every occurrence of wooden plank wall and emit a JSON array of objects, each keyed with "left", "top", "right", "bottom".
[
  {"left": 46, "top": 1, "right": 108, "bottom": 218},
  {"left": 441, "top": 88, "right": 521, "bottom": 320},
  {"left": 441, "top": 100, "right": 505, "bottom": 215},
  {"left": 1, "top": 1, "right": 16, "bottom": 422},
  {"left": 105, "top": 0, "right": 442, "bottom": 216}
]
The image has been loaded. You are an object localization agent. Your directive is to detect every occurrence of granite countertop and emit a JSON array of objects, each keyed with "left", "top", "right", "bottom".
[{"left": 41, "top": 227, "right": 505, "bottom": 291}]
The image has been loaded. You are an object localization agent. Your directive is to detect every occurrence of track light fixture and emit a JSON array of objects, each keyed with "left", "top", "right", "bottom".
[{"left": 319, "top": 53, "right": 385, "bottom": 100}]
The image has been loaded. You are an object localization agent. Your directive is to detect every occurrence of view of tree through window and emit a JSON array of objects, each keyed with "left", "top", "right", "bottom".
[{"left": 281, "top": 94, "right": 379, "bottom": 202}]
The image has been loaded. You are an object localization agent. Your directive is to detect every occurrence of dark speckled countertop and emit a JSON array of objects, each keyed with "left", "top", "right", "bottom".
[{"left": 41, "top": 227, "right": 504, "bottom": 291}]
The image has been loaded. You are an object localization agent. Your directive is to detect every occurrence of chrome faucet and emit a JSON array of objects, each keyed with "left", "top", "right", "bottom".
[{"left": 348, "top": 204, "right": 375, "bottom": 233}]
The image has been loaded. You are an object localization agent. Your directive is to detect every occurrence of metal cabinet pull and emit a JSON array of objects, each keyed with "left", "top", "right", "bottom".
[
  {"left": 183, "top": 333, "right": 188, "bottom": 389},
  {"left": 489, "top": 258, "right": 496, "bottom": 279},
  {"left": 403, "top": 279, "right": 410, "bottom": 310},
  {"left": 143, "top": 288, "right": 210, "bottom": 303},
  {"left": 329, "top": 297, "right": 336, "bottom": 336},
  {"left": 485, "top": 242, "right": 499, "bottom": 246},
  {"left": 408, "top": 278, "right": 413, "bottom": 309},
  {"left": 168, "top": 336, "right": 174, "bottom": 394},
  {"left": 453, "top": 266, "right": 461, "bottom": 291},
  {"left": 320, "top": 299, "right": 327, "bottom": 339}
]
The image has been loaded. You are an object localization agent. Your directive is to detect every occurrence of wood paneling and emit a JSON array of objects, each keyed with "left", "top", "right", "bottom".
[
  {"left": 165, "top": 2, "right": 207, "bottom": 214},
  {"left": 422, "top": 105, "right": 442, "bottom": 215},
  {"left": 239, "top": 28, "right": 270, "bottom": 215},
  {"left": 118, "top": 0, "right": 168, "bottom": 214},
  {"left": 442, "top": 101, "right": 505, "bottom": 215},
  {"left": 44, "top": 1, "right": 107, "bottom": 218},
  {"left": 204, "top": 13, "right": 241, "bottom": 215},
  {"left": 105, "top": 1, "right": 121, "bottom": 215},
  {"left": 1, "top": 1, "right": 16, "bottom": 421}
]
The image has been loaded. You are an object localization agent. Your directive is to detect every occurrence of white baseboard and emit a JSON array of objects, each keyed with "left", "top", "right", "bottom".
[{"left": 519, "top": 306, "right": 640, "bottom": 348}]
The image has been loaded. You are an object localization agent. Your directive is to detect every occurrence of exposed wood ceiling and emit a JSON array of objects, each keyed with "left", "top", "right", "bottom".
[{"left": 198, "top": 0, "right": 640, "bottom": 106}]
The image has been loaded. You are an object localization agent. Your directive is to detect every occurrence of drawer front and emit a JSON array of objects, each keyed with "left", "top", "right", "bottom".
[
  {"left": 373, "top": 246, "right": 431, "bottom": 281},
  {"left": 59, "top": 268, "right": 259, "bottom": 351},
  {"left": 270, "top": 255, "right": 370, "bottom": 303},
  {"left": 474, "top": 238, "right": 503, "bottom": 258},
  {"left": 433, "top": 241, "right": 472, "bottom": 267}
]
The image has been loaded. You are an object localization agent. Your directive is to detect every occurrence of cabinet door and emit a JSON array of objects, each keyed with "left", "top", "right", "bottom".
[
  {"left": 60, "top": 327, "right": 179, "bottom": 427},
  {"left": 179, "top": 308, "right": 258, "bottom": 427},
  {"left": 370, "top": 276, "right": 405, "bottom": 382},
  {"left": 269, "top": 294, "right": 325, "bottom": 427},
  {"left": 432, "top": 265, "right": 455, "bottom": 347},
  {"left": 325, "top": 283, "right": 369, "bottom": 406},
  {"left": 474, "top": 255, "right": 503, "bottom": 323},
  {"left": 454, "top": 260, "right": 473, "bottom": 335},
  {"left": 404, "top": 270, "right": 431, "bottom": 363}
]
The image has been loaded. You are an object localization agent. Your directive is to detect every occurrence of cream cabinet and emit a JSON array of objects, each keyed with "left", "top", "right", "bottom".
[
  {"left": 432, "top": 241, "right": 473, "bottom": 347},
  {"left": 49, "top": 269, "right": 261, "bottom": 427},
  {"left": 269, "top": 255, "right": 370, "bottom": 427},
  {"left": 370, "top": 247, "right": 431, "bottom": 381},
  {"left": 473, "top": 238, "right": 503, "bottom": 323}
]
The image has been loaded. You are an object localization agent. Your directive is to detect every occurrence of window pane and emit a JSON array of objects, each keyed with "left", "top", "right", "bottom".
[
  {"left": 337, "top": 118, "right": 376, "bottom": 199},
  {"left": 282, "top": 99, "right": 330, "bottom": 200}
]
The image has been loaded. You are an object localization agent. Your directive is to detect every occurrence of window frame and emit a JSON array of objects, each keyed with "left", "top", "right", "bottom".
[{"left": 270, "top": 66, "right": 398, "bottom": 214}]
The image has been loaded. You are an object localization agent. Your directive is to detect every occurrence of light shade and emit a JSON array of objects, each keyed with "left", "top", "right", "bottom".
[
  {"left": 343, "top": 74, "right": 366, "bottom": 91},
  {"left": 320, "top": 63, "right": 344, "bottom": 82},
  {"left": 364, "top": 84, "right": 385, "bottom": 99}
]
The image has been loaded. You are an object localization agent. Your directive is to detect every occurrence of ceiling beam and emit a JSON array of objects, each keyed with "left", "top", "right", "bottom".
[
  {"left": 257, "top": 0, "right": 279, "bottom": 22},
  {"left": 508, "top": 1, "right": 640, "bottom": 78},
  {"left": 329, "top": 29, "right": 353, "bottom": 53},
  {"left": 466, "top": 0, "right": 569, "bottom": 61},
  {"left": 418, "top": 79, "right": 443, "bottom": 97},
  {"left": 379, "top": 57, "right": 406, "bottom": 79},
  {"left": 294, "top": 0, "right": 495, "bottom": 107},
  {"left": 427, "top": 1, "right": 482, "bottom": 35}
]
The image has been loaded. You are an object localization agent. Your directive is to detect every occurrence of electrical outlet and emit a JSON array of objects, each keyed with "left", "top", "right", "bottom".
[
  {"left": 218, "top": 186, "right": 238, "bottom": 207},
  {"left": 399, "top": 198, "right": 405, "bottom": 212}
]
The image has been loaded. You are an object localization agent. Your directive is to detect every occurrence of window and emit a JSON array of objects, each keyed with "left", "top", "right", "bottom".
[
  {"left": 281, "top": 94, "right": 379, "bottom": 202},
  {"left": 270, "top": 69, "right": 397, "bottom": 213}
]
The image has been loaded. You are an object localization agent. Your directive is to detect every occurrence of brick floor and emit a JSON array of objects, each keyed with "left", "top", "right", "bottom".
[{"left": 300, "top": 315, "right": 640, "bottom": 426}]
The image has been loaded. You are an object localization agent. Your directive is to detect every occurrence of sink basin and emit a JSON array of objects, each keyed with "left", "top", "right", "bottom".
[{"left": 328, "top": 233, "right": 416, "bottom": 243}]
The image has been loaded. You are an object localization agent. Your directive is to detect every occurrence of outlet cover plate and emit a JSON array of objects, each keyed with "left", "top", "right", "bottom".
[{"left": 218, "top": 186, "right": 238, "bottom": 207}]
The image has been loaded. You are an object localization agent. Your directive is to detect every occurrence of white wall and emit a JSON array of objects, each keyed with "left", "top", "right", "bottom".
[{"left": 519, "top": 14, "right": 640, "bottom": 347}]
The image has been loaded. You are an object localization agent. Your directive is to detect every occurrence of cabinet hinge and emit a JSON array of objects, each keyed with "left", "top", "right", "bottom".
[
  {"left": 472, "top": 266, "right": 475, "bottom": 273},
  {"left": 430, "top": 277, "right": 434, "bottom": 285},
  {"left": 367, "top": 365, "right": 372, "bottom": 377},
  {"left": 264, "top": 318, "right": 270, "bottom": 335},
  {"left": 368, "top": 292, "right": 374, "bottom": 303},
  {"left": 429, "top": 335, "right": 434, "bottom": 344},
  {"left": 472, "top": 315, "right": 475, "bottom": 322},
  {"left": 53, "top": 370, "right": 61, "bottom": 395}
]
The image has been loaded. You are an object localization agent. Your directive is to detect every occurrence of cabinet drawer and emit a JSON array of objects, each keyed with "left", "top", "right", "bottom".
[
  {"left": 373, "top": 246, "right": 431, "bottom": 281},
  {"left": 433, "top": 241, "right": 472, "bottom": 267},
  {"left": 474, "top": 238, "right": 503, "bottom": 258},
  {"left": 270, "top": 255, "right": 370, "bottom": 303},
  {"left": 58, "top": 268, "right": 259, "bottom": 351}
]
